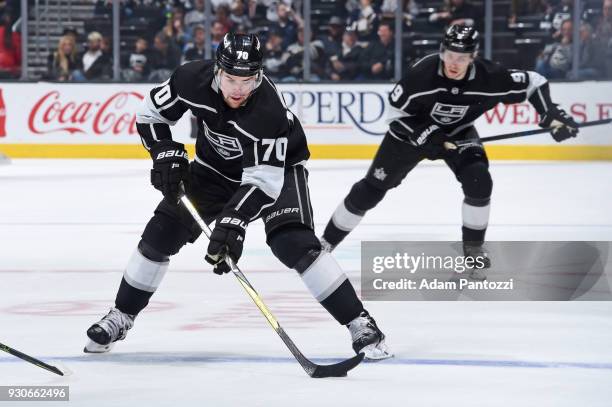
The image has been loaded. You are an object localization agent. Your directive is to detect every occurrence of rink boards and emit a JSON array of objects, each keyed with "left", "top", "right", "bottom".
[{"left": 0, "top": 81, "right": 610, "bottom": 160}]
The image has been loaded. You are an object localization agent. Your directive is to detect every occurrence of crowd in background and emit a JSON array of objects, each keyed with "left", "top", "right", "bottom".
[
  {"left": 0, "top": 0, "right": 21, "bottom": 79},
  {"left": 0, "top": 0, "right": 611, "bottom": 81}
]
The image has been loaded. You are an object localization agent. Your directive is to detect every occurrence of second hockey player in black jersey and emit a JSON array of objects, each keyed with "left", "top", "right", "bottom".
[
  {"left": 84, "top": 33, "right": 390, "bottom": 359},
  {"left": 321, "top": 25, "right": 579, "bottom": 279}
]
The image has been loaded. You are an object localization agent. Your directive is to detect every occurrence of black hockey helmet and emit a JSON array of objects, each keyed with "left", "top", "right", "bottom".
[
  {"left": 441, "top": 24, "right": 479, "bottom": 54},
  {"left": 216, "top": 33, "right": 263, "bottom": 77}
]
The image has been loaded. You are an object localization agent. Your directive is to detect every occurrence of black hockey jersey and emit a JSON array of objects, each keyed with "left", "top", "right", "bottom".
[
  {"left": 387, "top": 53, "right": 549, "bottom": 141},
  {"left": 136, "top": 60, "right": 310, "bottom": 220}
]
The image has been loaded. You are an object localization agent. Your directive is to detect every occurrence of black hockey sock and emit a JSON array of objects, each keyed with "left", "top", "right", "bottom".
[
  {"left": 320, "top": 279, "right": 364, "bottom": 325},
  {"left": 462, "top": 226, "right": 486, "bottom": 245},
  {"left": 323, "top": 197, "right": 367, "bottom": 246},
  {"left": 115, "top": 277, "right": 154, "bottom": 316},
  {"left": 322, "top": 221, "right": 351, "bottom": 247}
]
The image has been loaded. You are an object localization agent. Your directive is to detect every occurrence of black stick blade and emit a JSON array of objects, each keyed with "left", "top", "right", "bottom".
[
  {"left": 310, "top": 353, "right": 365, "bottom": 378},
  {"left": 0, "top": 342, "right": 64, "bottom": 376},
  {"left": 42, "top": 364, "right": 65, "bottom": 376}
]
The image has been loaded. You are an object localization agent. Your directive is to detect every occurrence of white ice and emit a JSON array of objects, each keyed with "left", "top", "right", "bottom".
[{"left": 1, "top": 159, "right": 611, "bottom": 407}]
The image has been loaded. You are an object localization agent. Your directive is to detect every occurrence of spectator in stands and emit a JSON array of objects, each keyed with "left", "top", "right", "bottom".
[
  {"left": 215, "top": 4, "right": 234, "bottom": 33},
  {"left": 211, "top": 21, "right": 225, "bottom": 51},
  {"left": 380, "top": 0, "right": 420, "bottom": 30},
  {"left": 270, "top": 3, "right": 299, "bottom": 49},
  {"left": 263, "top": 29, "right": 286, "bottom": 81},
  {"left": 595, "top": 0, "right": 612, "bottom": 77},
  {"left": 101, "top": 36, "right": 111, "bottom": 54},
  {"left": 0, "top": 11, "right": 20, "bottom": 78},
  {"left": 596, "top": 0, "right": 612, "bottom": 40},
  {"left": 122, "top": 37, "right": 150, "bottom": 82},
  {"left": 573, "top": 22, "right": 603, "bottom": 79},
  {"left": 509, "top": 0, "right": 549, "bottom": 24},
  {"left": 148, "top": 32, "right": 181, "bottom": 81},
  {"left": 182, "top": 25, "right": 206, "bottom": 63},
  {"left": 545, "top": 0, "right": 574, "bottom": 36},
  {"left": 429, "top": 0, "right": 483, "bottom": 29},
  {"left": 280, "top": 27, "right": 326, "bottom": 81},
  {"left": 212, "top": 0, "right": 233, "bottom": 11},
  {"left": 163, "top": 8, "right": 192, "bottom": 50},
  {"left": 348, "top": 0, "right": 379, "bottom": 42},
  {"left": 246, "top": 0, "right": 259, "bottom": 19},
  {"left": 62, "top": 27, "right": 79, "bottom": 45},
  {"left": 230, "top": 0, "right": 252, "bottom": 31},
  {"left": 265, "top": 0, "right": 293, "bottom": 22},
  {"left": 360, "top": 21, "right": 395, "bottom": 80},
  {"left": 47, "top": 35, "right": 79, "bottom": 81},
  {"left": 72, "top": 31, "right": 112, "bottom": 81},
  {"left": 536, "top": 18, "right": 572, "bottom": 78},
  {"left": 329, "top": 28, "right": 364, "bottom": 81},
  {"left": 101, "top": 35, "right": 113, "bottom": 68},
  {"left": 319, "top": 16, "right": 345, "bottom": 62},
  {"left": 536, "top": 19, "right": 600, "bottom": 79},
  {"left": 185, "top": 0, "right": 207, "bottom": 33}
]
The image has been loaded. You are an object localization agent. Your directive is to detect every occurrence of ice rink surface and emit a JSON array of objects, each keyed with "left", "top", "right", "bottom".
[{"left": 1, "top": 158, "right": 612, "bottom": 406}]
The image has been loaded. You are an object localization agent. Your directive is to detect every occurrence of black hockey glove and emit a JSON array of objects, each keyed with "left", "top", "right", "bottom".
[
  {"left": 539, "top": 105, "right": 579, "bottom": 142},
  {"left": 149, "top": 140, "right": 189, "bottom": 200},
  {"left": 205, "top": 212, "right": 249, "bottom": 275},
  {"left": 409, "top": 123, "right": 450, "bottom": 159}
]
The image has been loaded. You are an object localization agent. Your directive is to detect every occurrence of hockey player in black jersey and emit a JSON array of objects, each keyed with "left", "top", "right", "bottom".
[
  {"left": 321, "top": 25, "right": 579, "bottom": 279},
  {"left": 84, "top": 33, "right": 390, "bottom": 360}
]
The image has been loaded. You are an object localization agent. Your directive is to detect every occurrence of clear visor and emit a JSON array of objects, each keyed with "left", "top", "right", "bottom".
[
  {"left": 219, "top": 72, "right": 259, "bottom": 95},
  {"left": 440, "top": 48, "right": 474, "bottom": 66}
]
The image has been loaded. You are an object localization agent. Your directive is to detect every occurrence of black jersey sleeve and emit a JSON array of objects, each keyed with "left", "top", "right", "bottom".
[
  {"left": 135, "top": 66, "right": 192, "bottom": 151},
  {"left": 495, "top": 66, "right": 552, "bottom": 115},
  {"left": 386, "top": 77, "right": 440, "bottom": 141},
  {"left": 496, "top": 69, "right": 534, "bottom": 105}
]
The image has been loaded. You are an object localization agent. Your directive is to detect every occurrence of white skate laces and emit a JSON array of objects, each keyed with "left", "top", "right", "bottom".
[
  {"left": 319, "top": 237, "right": 336, "bottom": 253},
  {"left": 346, "top": 311, "right": 393, "bottom": 360},
  {"left": 84, "top": 307, "right": 135, "bottom": 353}
]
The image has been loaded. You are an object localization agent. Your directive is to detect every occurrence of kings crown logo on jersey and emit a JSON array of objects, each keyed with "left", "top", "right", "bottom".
[
  {"left": 430, "top": 102, "right": 469, "bottom": 125},
  {"left": 202, "top": 122, "right": 243, "bottom": 160}
]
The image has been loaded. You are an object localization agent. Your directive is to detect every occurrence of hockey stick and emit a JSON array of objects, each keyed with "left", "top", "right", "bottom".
[
  {"left": 178, "top": 190, "right": 364, "bottom": 378},
  {"left": 0, "top": 342, "right": 64, "bottom": 376},
  {"left": 474, "top": 118, "right": 612, "bottom": 144}
]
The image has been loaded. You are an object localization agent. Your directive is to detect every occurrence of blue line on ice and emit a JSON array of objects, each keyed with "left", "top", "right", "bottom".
[{"left": 1, "top": 355, "right": 611, "bottom": 370}]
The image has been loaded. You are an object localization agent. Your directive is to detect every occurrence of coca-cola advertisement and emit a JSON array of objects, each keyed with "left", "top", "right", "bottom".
[
  {"left": 28, "top": 90, "right": 142, "bottom": 136},
  {"left": 0, "top": 84, "right": 192, "bottom": 143}
]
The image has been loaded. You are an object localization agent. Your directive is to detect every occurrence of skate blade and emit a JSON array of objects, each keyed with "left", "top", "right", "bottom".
[
  {"left": 83, "top": 340, "right": 114, "bottom": 354},
  {"left": 362, "top": 341, "right": 394, "bottom": 361}
]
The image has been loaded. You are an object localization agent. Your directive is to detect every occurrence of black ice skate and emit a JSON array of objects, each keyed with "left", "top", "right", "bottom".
[
  {"left": 346, "top": 310, "right": 392, "bottom": 360},
  {"left": 84, "top": 308, "right": 135, "bottom": 353},
  {"left": 463, "top": 243, "right": 491, "bottom": 281}
]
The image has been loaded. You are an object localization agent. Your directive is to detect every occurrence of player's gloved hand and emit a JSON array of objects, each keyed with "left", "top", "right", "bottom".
[
  {"left": 539, "top": 105, "right": 579, "bottom": 142},
  {"left": 149, "top": 140, "right": 189, "bottom": 200},
  {"left": 409, "top": 123, "right": 449, "bottom": 159},
  {"left": 205, "top": 212, "right": 248, "bottom": 275}
]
